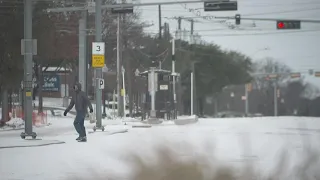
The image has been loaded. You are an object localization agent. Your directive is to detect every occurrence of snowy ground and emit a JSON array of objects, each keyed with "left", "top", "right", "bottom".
[{"left": 0, "top": 116, "right": 320, "bottom": 180}]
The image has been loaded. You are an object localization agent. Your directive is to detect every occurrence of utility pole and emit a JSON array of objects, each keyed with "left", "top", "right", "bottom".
[
  {"left": 245, "top": 84, "right": 249, "bottom": 115},
  {"left": 172, "top": 36, "right": 177, "bottom": 119},
  {"left": 191, "top": 62, "right": 198, "bottom": 116},
  {"left": 95, "top": 0, "right": 103, "bottom": 127},
  {"left": 158, "top": 5, "right": 162, "bottom": 39},
  {"left": 122, "top": 66, "right": 126, "bottom": 116},
  {"left": 20, "top": 0, "right": 37, "bottom": 139},
  {"left": 79, "top": 11, "right": 87, "bottom": 93},
  {"left": 191, "top": 71, "right": 193, "bottom": 115},
  {"left": 190, "top": 19, "right": 194, "bottom": 116},
  {"left": 116, "top": 14, "right": 122, "bottom": 117},
  {"left": 273, "top": 66, "right": 278, "bottom": 116}
]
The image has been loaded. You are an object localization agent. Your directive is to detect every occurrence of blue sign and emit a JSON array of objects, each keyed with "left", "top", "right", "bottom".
[{"left": 43, "top": 74, "right": 60, "bottom": 92}]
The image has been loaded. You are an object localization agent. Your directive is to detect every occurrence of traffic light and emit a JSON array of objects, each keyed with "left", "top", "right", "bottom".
[
  {"left": 268, "top": 74, "right": 278, "bottom": 79},
  {"left": 309, "top": 69, "right": 314, "bottom": 75},
  {"left": 235, "top": 14, "right": 240, "bottom": 25},
  {"left": 276, "top": 20, "right": 301, "bottom": 30},
  {"left": 290, "top": 73, "right": 301, "bottom": 78}
]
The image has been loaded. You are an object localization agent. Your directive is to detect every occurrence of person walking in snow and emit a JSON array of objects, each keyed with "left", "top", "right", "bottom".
[{"left": 64, "top": 83, "right": 93, "bottom": 142}]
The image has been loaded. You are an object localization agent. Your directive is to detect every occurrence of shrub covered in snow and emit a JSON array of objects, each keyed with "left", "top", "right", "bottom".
[{"left": 5, "top": 118, "right": 25, "bottom": 129}]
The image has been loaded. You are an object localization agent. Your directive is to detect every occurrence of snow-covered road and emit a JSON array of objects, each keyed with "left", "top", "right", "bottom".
[{"left": 1, "top": 116, "right": 320, "bottom": 180}]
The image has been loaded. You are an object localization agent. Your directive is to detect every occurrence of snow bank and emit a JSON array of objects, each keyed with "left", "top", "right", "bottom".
[
  {"left": 5, "top": 118, "right": 25, "bottom": 129},
  {"left": 174, "top": 115, "right": 198, "bottom": 125}
]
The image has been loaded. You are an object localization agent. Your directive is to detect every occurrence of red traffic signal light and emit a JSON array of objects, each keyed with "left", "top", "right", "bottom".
[
  {"left": 276, "top": 20, "right": 301, "bottom": 30},
  {"left": 277, "top": 22, "right": 284, "bottom": 29}
]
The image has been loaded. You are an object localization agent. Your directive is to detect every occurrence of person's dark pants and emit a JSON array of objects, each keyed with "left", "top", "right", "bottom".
[{"left": 74, "top": 111, "right": 86, "bottom": 137}]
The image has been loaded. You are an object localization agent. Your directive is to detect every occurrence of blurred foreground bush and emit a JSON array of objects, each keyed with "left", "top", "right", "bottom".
[{"left": 68, "top": 143, "right": 320, "bottom": 180}]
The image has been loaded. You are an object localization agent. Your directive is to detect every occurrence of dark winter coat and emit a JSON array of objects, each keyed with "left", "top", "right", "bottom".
[{"left": 65, "top": 83, "right": 93, "bottom": 113}]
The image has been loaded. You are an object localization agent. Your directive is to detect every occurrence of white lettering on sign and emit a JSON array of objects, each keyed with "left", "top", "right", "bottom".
[
  {"left": 92, "top": 42, "right": 105, "bottom": 55},
  {"left": 159, "top": 85, "right": 168, "bottom": 90}
]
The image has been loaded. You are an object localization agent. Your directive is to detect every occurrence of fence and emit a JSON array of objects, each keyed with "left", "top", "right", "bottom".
[{"left": 10, "top": 106, "right": 48, "bottom": 127}]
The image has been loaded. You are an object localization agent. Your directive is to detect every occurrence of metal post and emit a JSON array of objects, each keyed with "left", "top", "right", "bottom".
[
  {"left": 274, "top": 82, "right": 278, "bottom": 116},
  {"left": 116, "top": 14, "right": 122, "bottom": 117},
  {"left": 273, "top": 66, "right": 278, "bottom": 116},
  {"left": 21, "top": 0, "right": 36, "bottom": 139},
  {"left": 95, "top": 0, "right": 103, "bottom": 127},
  {"left": 150, "top": 68, "right": 156, "bottom": 117},
  {"left": 191, "top": 62, "right": 197, "bottom": 115},
  {"left": 245, "top": 85, "right": 249, "bottom": 115},
  {"left": 191, "top": 72, "right": 193, "bottom": 115},
  {"left": 158, "top": 5, "right": 162, "bottom": 39},
  {"left": 122, "top": 66, "right": 126, "bottom": 116},
  {"left": 172, "top": 36, "right": 177, "bottom": 119},
  {"left": 113, "top": 90, "right": 116, "bottom": 118},
  {"left": 79, "top": 11, "right": 87, "bottom": 93}
]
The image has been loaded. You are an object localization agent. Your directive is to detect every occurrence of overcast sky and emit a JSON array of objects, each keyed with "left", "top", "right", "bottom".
[{"left": 134, "top": 0, "right": 320, "bottom": 92}]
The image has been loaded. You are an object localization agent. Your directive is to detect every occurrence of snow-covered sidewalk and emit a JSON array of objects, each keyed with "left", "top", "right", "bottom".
[{"left": 1, "top": 116, "right": 320, "bottom": 180}]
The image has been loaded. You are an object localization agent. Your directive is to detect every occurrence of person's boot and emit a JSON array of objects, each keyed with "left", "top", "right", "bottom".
[
  {"left": 78, "top": 136, "right": 87, "bottom": 142},
  {"left": 76, "top": 136, "right": 81, "bottom": 141}
]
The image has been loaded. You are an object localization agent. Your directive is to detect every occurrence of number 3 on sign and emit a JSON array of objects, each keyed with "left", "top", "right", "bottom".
[{"left": 92, "top": 42, "right": 105, "bottom": 55}]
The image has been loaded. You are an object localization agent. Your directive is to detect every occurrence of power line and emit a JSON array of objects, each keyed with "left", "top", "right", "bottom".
[{"left": 243, "top": 6, "right": 320, "bottom": 17}]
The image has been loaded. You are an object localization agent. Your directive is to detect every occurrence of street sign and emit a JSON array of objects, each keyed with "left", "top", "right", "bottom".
[
  {"left": 159, "top": 84, "right": 168, "bottom": 90},
  {"left": 204, "top": 1, "right": 238, "bottom": 11},
  {"left": 121, "top": 89, "right": 125, "bottom": 96},
  {"left": 111, "top": 3, "right": 134, "bottom": 14},
  {"left": 245, "top": 83, "right": 252, "bottom": 92},
  {"left": 87, "top": 1, "right": 95, "bottom": 13},
  {"left": 98, "top": 79, "right": 104, "bottom": 89},
  {"left": 92, "top": 55, "right": 105, "bottom": 68},
  {"left": 267, "top": 74, "right": 278, "bottom": 79},
  {"left": 92, "top": 42, "right": 105, "bottom": 68},
  {"left": 92, "top": 42, "right": 105, "bottom": 55}
]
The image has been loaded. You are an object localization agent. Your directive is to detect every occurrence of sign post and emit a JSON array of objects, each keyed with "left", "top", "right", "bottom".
[
  {"left": 20, "top": 0, "right": 37, "bottom": 140},
  {"left": 92, "top": 42, "right": 105, "bottom": 132}
]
